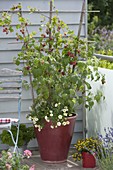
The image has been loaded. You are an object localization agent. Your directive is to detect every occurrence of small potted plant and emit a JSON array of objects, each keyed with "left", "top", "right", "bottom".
[
  {"left": 0, "top": 124, "right": 35, "bottom": 151},
  {"left": 0, "top": 2, "right": 105, "bottom": 163},
  {"left": 72, "top": 137, "right": 102, "bottom": 168}
]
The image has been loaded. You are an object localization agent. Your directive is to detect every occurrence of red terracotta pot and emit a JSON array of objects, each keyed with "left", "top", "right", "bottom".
[
  {"left": 82, "top": 152, "right": 96, "bottom": 168},
  {"left": 34, "top": 115, "right": 77, "bottom": 163}
]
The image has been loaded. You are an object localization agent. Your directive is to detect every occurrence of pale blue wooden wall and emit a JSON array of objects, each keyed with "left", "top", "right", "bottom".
[{"left": 0, "top": 0, "right": 87, "bottom": 148}]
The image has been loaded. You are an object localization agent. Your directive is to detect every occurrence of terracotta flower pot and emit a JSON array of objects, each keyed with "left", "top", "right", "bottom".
[
  {"left": 34, "top": 115, "right": 77, "bottom": 163},
  {"left": 82, "top": 152, "right": 96, "bottom": 168}
]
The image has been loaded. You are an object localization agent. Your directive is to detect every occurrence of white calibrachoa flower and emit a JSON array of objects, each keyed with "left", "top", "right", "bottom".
[
  {"left": 63, "top": 112, "right": 68, "bottom": 116},
  {"left": 33, "top": 120, "right": 36, "bottom": 124},
  {"left": 45, "top": 116, "right": 50, "bottom": 122},
  {"left": 50, "top": 125, "right": 54, "bottom": 129},
  {"left": 62, "top": 122, "right": 67, "bottom": 126},
  {"left": 58, "top": 115, "right": 63, "bottom": 119},
  {"left": 33, "top": 117, "right": 39, "bottom": 121},
  {"left": 50, "top": 110, "right": 53, "bottom": 114},
  {"left": 28, "top": 116, "right": 32, "bottom": 121},
  {"left": 34, "top": 125, "right": 42, "bottom": 131},
  {"left": 66, "top": 121, "right": 70, "bottom": 125},
  {"left": 55, "top": 103, "right": 58, "bottom": 107},
  {"left": 62, "top": 106, "right": 68, "bottom": 112},
  {"left": 34, "top": 124, "right": 38, "bottom": 128},
  {"left": 32, "top": 117, "right": 39, "bottom": 124},
  {"left": 50, "top": 113, "right": 53, "bottom": 117},
  {"left": 57, "top": 122, "right": 61, "bottom": 126},
  {"left": 38, "top": 127, "right": 41, "bottom": 132}
]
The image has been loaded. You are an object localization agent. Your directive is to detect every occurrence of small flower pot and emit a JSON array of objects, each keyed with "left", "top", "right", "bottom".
[{"left": 82, "top": 152, "right": 96, "bottom": 168}]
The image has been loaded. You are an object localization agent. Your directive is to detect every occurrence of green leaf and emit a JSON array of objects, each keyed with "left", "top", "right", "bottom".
[{"left": 16, "top": 24, "right": 21, "bottom": 29}]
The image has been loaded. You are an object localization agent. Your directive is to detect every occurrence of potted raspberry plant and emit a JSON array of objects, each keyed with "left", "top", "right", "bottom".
[{"left": 0, "top": 2, "right": 105, "bottom": 163}]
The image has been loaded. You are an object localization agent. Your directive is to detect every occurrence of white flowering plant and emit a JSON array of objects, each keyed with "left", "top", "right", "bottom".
[{"left": 1, "top": 4, "right": 105, "bottom": 131}]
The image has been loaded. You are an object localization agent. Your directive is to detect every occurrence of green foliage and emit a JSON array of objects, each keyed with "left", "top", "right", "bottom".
[
  {"left": 0, "top": 3, "right": 105, "bottom": 130},
  {"left": 98, "top": 155, "right": 113, "bottom": 170},
  {"left": 88, "top": 0, "right": 113, "bottom": 29},
  {"left": 98, "top": 50, "right": 113, "bottom": 70},
  {"left": 0, "top": 150, "right": 30, "bottom": 170},
  {"left": 0, "top": 124, "right": 35, "bottom": 147}
]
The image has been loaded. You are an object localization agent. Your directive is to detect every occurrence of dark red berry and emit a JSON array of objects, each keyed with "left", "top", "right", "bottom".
[
  {"left": 46, "top": 29, "right": 49, "bottom": 35},
  {"left": 49, "top": 37, "right": 53, "bottom": 41},
  {"left": 40, "top": 48, "right": 44, "bottom": 51},
  {"left": 77, "top": 49, "right": 80, "bottom": 54},
  {"left": 64, "top": 45, "right": 68, "bottom": 48},
  {"left": 70, "top": 53, "right": 74, "bottom": 58},
  {"left": 25, "top": 23, "right": 28, "bottom": 26},
  {"left": 70, "top": 61, "right": 77, "bottom": 66},
  {"left": 42, "top": 43, "right": 46, "bottom": 47},
  {"left": 67, "top": 51, "right": 71, "bottom": 56},
  {"left": 61, "top": 71, "right": 65, "bottom": 75},
  {"left": 25, "top": 66, "right": 30, "bottom": 70}
]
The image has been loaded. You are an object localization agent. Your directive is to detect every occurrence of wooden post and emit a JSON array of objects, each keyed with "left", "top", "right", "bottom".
[
  {"left": 72, "top": 0, "right": 86, "bottom": 73},
  {"left": 49, "top": 0, "right": 52, "bottom": 50},
  {"left": 77, "top": 0, "right": 86, "bottom": 39}
]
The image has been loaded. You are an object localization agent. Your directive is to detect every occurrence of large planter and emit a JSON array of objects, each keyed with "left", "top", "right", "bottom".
[
  {"left": 82, "top": 152, "right": 96, "bottom": 168},
  {"left": 34, "top": 115, "right": 77, "bottom": 163}
]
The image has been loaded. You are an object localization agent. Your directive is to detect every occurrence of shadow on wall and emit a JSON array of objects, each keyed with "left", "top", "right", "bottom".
[
  {"left": 86, "top": 67, "right": 113, "bottom": 137},
  {"left": 86, "top": 96, "right": 106, "bottom": 137}
]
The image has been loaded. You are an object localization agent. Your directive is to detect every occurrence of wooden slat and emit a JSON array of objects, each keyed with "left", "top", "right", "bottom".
[
  {"left": 0, "top": 89, "right": 21, "bottom": 94},
  {"left": 0, "top": 68, "right": 22, "bottom": 76},
  {"left": 0, "top": 77, "right": 22, "bottom": 82},
  {"left": 0, "top": 83, "right": 21, "bottom": 88},
  {"left": 0, "top": 95, "right": 20, "bottom": 99}
]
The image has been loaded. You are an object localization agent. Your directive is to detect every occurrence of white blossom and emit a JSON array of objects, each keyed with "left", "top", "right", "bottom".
[
  {"left": 62, "top": 108, "right": 68, "bottom": 113},
  {"left": 45, "top": 116, "right": 50, "bottom": 122},
  {"left": 57, "top": 122, "right": 61, "bottom": 126},
  {"left": 32, "top": 117, "right": 38, "bottom": 124},
  {"left": 50, "top": 110, "right": 53, "bottom": 114},
  {"left": 50, "top": 125, "right": 54, "bottom": 129},
  {"left": 33, "top": 117, "right": 39, "bottom": 121},
  {"left": 50, "top": 113, "right": 53, "bottom": 117},
  {"left": 55, "top": 103, "right": 58, "bottom": 107},
  {"left": 62, "top": 122, "right": 67, "bottom": 126},
  {"left": 66, "top": 121, "right": 70, "bottom": 125},
  {"left": 28, "top": 116, "right": 32, "bottom": 121},
  {"left": 34, "top": 124, "right": 38, "bottom": 128},
  {"left": 38, "top": 128, "right": 41, "bottom": 132},
  {"left": 63, "top": 112, "right": 68, "bottom": 116},
  {"left": 58, "top": 115, "right": 63, "bottom": 119}
]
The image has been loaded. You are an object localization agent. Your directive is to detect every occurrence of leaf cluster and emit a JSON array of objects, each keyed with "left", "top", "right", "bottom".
[{"left": 0, "top": 124, "right": 35, "bottom": 147}]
